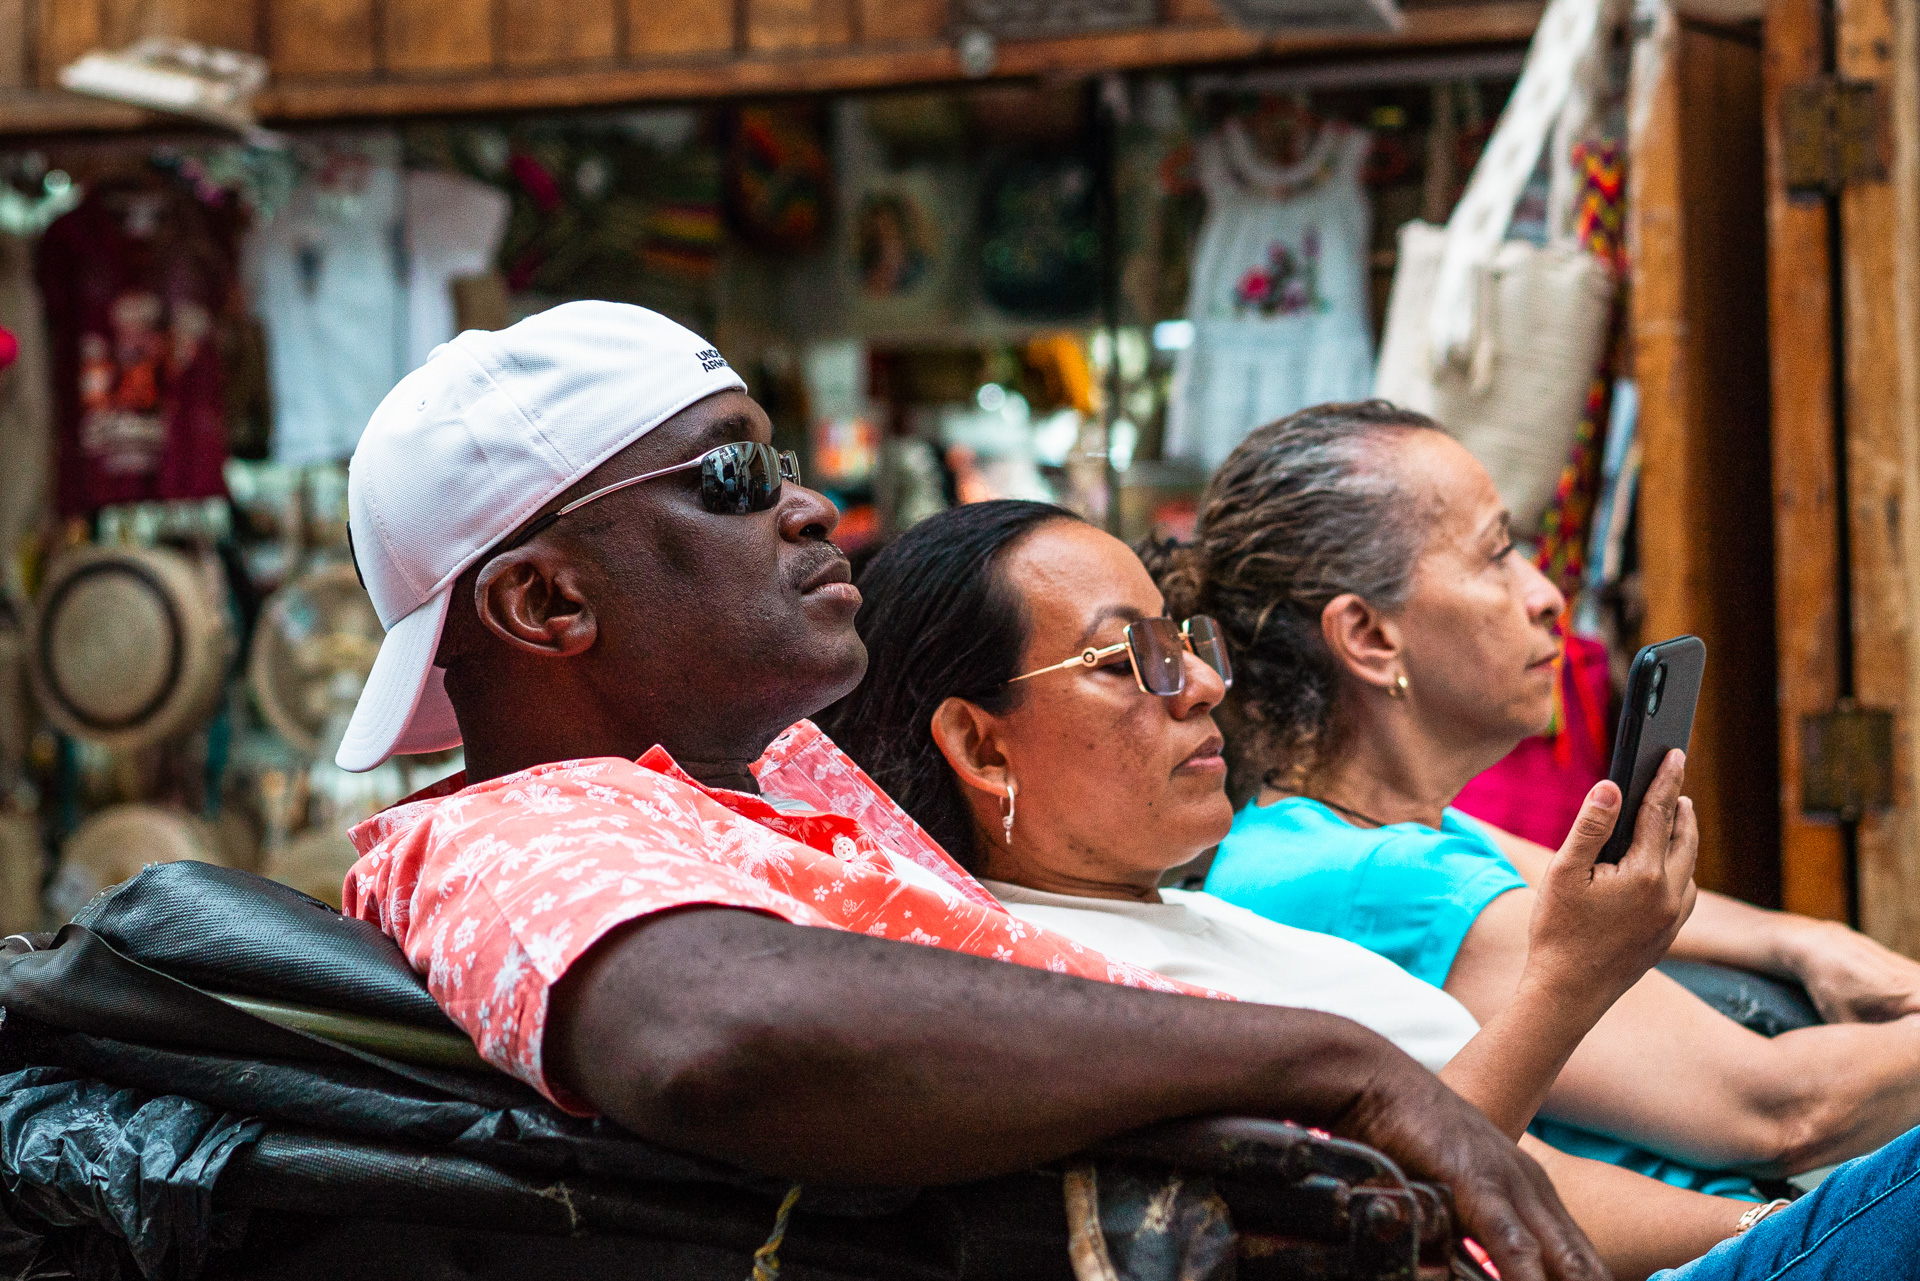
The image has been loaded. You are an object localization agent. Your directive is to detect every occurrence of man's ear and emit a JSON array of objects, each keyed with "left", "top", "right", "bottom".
[
  {"left": 1320, "top": 592, "right": 1403, "bottom": 695},
  {"left": 929, "top": 696, "right": 1012, "bottom": 799},
  {"left": 473, "top": 545, "right": 598, "bottom": 659}
]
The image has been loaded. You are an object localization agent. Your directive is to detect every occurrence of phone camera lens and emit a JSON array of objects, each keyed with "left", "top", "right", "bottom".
[{"left": 1646, "top": 664, "right": 1667, "bottom": 716}]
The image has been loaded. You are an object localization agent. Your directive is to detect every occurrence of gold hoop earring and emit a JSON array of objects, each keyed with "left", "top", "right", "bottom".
[
  {"left": 1390, "top": 674, "right": 1409, "bottom": 700},
  {"left": 1002, "top": 780, "right": 1017, "bottom": 846}
]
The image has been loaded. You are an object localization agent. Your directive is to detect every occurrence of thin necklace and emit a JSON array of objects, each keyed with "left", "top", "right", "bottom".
[{"left": 1309, "top": 795, "right": 1395, "bottom": 830}]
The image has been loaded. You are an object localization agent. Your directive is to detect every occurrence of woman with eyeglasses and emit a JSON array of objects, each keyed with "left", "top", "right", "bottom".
[
  {"left": 1143, "top": 400, "right": 1920, "bottom": 1207},
  {"left": 818, "top": 499, "right": 1821, "bottom": 1278}
]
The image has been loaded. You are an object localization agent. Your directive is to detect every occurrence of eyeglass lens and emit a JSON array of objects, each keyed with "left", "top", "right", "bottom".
[
  {"left": 1128, "top": 619, "right": 1187, "bottom": 696},
  {"left": 1186, "top": 616, "right": 1233, "bottom": 689},
  {"left": 701, "top": 442, "right": 792, "bottom": 514}
]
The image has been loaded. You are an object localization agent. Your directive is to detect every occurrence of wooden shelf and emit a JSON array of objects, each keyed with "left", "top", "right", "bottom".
[{"left": 2, "top": 0, "right": 1542, "bottom": 135}]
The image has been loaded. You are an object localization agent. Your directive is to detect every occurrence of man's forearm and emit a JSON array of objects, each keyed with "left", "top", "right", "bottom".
[
  {"left": 546, "top": 906, "right": 1421, "bottom": 1184},
  {"left": 544, "top": 907, "right": 1608, "bottom": 1281}
]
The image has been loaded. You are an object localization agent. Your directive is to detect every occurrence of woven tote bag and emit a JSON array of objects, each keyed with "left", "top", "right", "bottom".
[{"left": 1373, "top": 0, "right": 1620, "bottom": 535}]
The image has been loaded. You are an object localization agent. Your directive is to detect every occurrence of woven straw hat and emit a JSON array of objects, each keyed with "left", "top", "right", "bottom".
[
  {"left": 47, "top": 803, "right": 223, "bottom": 921},
  {"left": 28, "top": 544, "right": 232, "bottom": 752},
  {"left": 249, "top": 563, "right": 382, "bottom": 757}
]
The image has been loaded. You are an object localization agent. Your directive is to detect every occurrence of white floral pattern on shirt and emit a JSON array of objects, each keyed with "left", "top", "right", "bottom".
[{"left": 345, "top": 720, "right": 1209, "bottom": 1110}]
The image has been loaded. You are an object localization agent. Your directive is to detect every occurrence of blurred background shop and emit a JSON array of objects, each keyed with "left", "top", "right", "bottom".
[{"left": 6, "top": 0, "right": 1912, "bottom": 958}]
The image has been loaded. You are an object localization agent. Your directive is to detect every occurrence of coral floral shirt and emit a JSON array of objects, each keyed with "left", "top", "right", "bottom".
[{"left": 345, "top": 720, "right": 1215, "bottom": 1109}]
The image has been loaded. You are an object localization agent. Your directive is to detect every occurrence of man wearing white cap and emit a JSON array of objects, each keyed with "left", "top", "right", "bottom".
[{"left": 336, "top": 301, "right": 1597, "bottom": 1281}]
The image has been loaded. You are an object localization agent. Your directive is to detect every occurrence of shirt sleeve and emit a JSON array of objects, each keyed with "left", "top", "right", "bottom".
[
  {"left": 344, "top": 779, "right": 837, "bottom": 1112},
  {"left": 1345, "top": 830, "right": 1528, "bottom": 988}
]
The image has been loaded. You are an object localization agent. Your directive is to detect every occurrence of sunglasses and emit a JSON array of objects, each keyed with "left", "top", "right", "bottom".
[
  {"left": 1009, "top": 616, "right": 1232, "bottom": 697},
  {"left": 503, "top": 441, "right": 802, "bottom": 551}
]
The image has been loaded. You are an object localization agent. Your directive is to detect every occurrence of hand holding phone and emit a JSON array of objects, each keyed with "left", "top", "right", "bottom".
[{"left": 1597, "top": 636, "right": 1705, "bottom": 864}]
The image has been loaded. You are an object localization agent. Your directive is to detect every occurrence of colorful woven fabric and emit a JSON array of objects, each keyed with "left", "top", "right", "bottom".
[{"left": 1533, "top": 141, "right": 1625, "bottom": 598}]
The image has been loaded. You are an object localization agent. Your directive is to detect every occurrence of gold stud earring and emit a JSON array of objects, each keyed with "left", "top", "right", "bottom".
[{"left": 1390, "top": 673, "right": 1409, "bottom": 699}]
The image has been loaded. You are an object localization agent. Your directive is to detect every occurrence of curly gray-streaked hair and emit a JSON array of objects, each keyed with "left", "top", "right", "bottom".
[{"left": 1142, "top": 400, "right": 1443, "bottom": 803}]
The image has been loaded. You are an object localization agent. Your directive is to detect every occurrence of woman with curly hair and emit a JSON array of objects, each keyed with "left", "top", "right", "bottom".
[{"left": 1148, "top": 400, "right": 1920, "bottom": 1199}]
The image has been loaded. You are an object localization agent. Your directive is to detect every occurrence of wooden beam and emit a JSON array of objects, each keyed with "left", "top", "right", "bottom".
[
  {"left": 1633, "top": 10, "right": 1778, "bottom": 899},
  {"left": 858, "top": 0, "right": 946, "bottom": 44},
  {"left": 99, "top": 0, "right": 259, "bottom": 52},
  {"left": 385, "top": 0, "right": 494, "bottom": 74},
  {"left": 1838, "top": 0, "right": 1920, "bottom": 954},
  {"left": 0, "top": 86, "right": 158, "bottom": 128},
  {"left": 222, "top": 3, "right": 1542, "bottom": 123},
  {"left": 0, "top": 0, "right": 30, "bottom": 88},
  {"left": 629, "top": 0, "right": 739, "bottom": 57},
  {"left": 36, "top": 0, "right": 102, "bottom": 88},
  {"left": 499, "top": 0, "right": 620, "bottom": 69},
  {"left": 1765, "top": 0, "right": 1848, "bottom": 920},
  {"left": 267, "top": 0, "right": 377, "bottom": 78},
  {"left": 746, "top": 0, "right": 856, "bottom": 51}
]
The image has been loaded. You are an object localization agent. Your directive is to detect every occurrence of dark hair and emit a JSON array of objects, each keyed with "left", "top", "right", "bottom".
[
  {"left": 1142, "top": 400, "right": 1440, "bottom": 803},
  {"left": 818, "top": 500, "right": 1079, "bottom": 872}
]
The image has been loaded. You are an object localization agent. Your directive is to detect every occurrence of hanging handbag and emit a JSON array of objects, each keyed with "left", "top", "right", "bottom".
[{"left": 1373, "top": 0, "right": 1620, "bottom": 535}]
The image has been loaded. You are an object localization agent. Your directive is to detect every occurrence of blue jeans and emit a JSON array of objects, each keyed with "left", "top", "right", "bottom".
[{"left": 1653, "top": 1123, "right": 1920, "bottom": 1279}]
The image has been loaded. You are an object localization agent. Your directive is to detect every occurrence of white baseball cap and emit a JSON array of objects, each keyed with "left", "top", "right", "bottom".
[{"left": 337, "top": 300, "right": 746, "bottom": 772}]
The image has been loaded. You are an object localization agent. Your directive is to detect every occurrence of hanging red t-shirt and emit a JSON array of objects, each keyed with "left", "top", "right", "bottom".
[{"left": 37, "top": 184, "right": 234, "bottom": 517}]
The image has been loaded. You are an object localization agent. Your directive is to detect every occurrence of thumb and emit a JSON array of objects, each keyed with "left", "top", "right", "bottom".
[{"left": 1558, "top": 781, "right": 1622, "bottom": 867}]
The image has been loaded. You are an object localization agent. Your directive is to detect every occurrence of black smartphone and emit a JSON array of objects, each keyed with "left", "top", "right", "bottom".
[{"left": 1596, "top": 635, "right": 1705, "bottom": 864}]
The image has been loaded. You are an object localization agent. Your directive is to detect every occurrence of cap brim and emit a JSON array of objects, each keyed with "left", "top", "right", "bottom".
[{"left": 336, "top": 590, "right": 460, "bottom": 772}]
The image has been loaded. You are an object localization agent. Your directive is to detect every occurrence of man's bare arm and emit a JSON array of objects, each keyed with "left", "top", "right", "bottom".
[{"left": 546, "top": 906, "right": 1606, "bottom": 1281}]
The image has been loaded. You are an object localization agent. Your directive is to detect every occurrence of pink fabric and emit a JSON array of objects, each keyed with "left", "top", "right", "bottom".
[{"left": 1454, "top": 636, "right": 1612, "bottom": 849}]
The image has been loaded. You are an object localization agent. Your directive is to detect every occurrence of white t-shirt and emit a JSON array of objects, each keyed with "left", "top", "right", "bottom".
[
  {"left": 403, "top": 171, "right": 510, "bottom": 371},
  {"left": 245, "top": 136, "right": 406, "bottom": 467},
  {"left": 984, "top": 880, "right": 1480, "bottom": 1074}
]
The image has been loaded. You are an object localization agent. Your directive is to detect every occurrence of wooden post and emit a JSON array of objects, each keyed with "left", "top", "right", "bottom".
[
  {"left": 1837, "top": 0, "right": 1920, "bottom": 953},
  {"left": 1766, "top": 0, "right": 1849, "bottom": 922}
]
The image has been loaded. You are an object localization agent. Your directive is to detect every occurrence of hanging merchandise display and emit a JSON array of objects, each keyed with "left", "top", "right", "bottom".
[
  {"left": 244, "top": 134, "right": 406, "bottom": 468},
  {"left": 724, "top": 106, "right": 831, "bottom": 252},
  {"left": 836, "top": 100, "right": 963, "bottom": 332},
  {"left": 1531, "top": 138, "right": 1626, "bottom": 596},
  {"left": 27, "top": 544, "right": 233, "bottom": 753},
  {"left": 247, "top": 563, "right": 382, "bottom": 758},
  {"left": 1165, "top": 114, "right": 1376, "bottom": 471},
  {"left": 0, "top": 811, "right": 38, "bottom": 933},
  {"left": 36, "top": 177, "right": 237, "bottom": 517},
  {"left": 260, "top": 826, "right": 361, "bottom": 910},
  {"left": 45, "top": 802, "right": 226, "bottom": 922},
  {"left": 847, "top": 168, "right": 959, "bottom": 325},
  {"left": 493, "top": 118, "right": 724, "bottom": 329},
  {"left": 402, "top": 169, "right": 510, "bottom": 369},
  {"left": 979, "top": 153, "right": 1102, "bottom": 318},
  {"left": 1373, "top": 0, "right": 1620, "bottom": 536},
  {"left": 0, "top": 234, "right": 50, "bottom": 594}
]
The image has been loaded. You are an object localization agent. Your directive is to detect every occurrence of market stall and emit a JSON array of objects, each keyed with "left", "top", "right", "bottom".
[{"left": 0, "top": 0, "right": 1784, "bottom": 934}]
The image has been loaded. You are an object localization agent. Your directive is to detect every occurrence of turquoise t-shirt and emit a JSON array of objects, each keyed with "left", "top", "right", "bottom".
[
  {"left": 1206, "top": 796, "right": 1761, "bottom": 1201},
  {"left": 1206, "top": 796, "right": 1526, "bottom": 989}
]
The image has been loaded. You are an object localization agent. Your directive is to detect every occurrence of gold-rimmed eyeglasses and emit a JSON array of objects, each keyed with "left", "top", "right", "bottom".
[{"left": 1009, "top": 616, "right": 1232, "bottom": 697}]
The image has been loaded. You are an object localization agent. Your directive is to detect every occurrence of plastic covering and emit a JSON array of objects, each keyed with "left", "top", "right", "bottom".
[
  {"left": 0, "top": 1066, "right": 261, "bottom": 1281},
  {"left": 0, "top": 862, "right": 1478, "bottom": 1281}
]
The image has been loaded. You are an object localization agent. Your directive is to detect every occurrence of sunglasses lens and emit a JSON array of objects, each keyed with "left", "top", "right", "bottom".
[
  {"left": 1130, "top": 619, "right": 1186, "bottom": 696},
  {"left": 701, "top": 442, "right": 782, "bottom": 514},
  {"left": 1186, "top": 616, "right": 1233, "bottom": 689}
]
